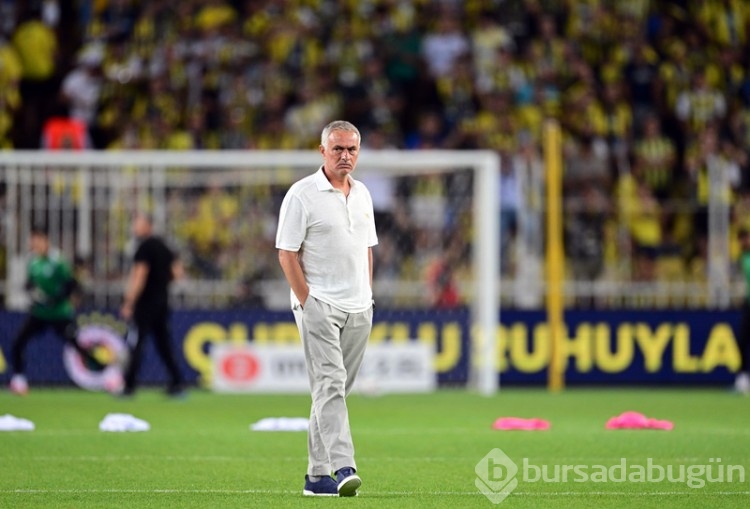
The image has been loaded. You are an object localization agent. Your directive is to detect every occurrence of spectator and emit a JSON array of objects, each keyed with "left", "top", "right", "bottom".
[
  {"left": 405, "top": 110, "right": 447, "bottom": 149},
  {"left": 694, "top": 0, "right": 750, "bottom": 48},
  {"left": 633, "top": 115, "right": 677, "bottom": 201},
  {"left": 194, "top": 0, "right": 237, "bottom": 34},
  {"left": 0, "top": 1, "right": 17, "bottom": 37},
  {"left": 527, "top": 14, "right": 567, "bottom": 81},
  {"left": 421, "top": 9, "right": 469, "bottom": 79},
  {"left": 563, "top": 130, "right": 612, "bottom": 289},
  {"left": 381, "top": 5, "right": 422, "bottom": 95},
  {"left": 676, "top": 69, "right": 727, "bottom": 137},
  {"left": 41, "top": 113, "right": 90, "bottom": 150},
  {"left": 599, "top": 82, "right": 633, "bottom": 153},
  {"left": 100, "top": 0, "right": 138, "bottom": 41},
  {"left": 340, "top": 56, "right": 404, "bottom": 136},
  {"left": 654, "top": 40, "right": 692, "bottom": 115},
  {"left": 471, "top": 10, "right": 514, "bottom": 88},
  {"left": 564, "top": 131, "right": 612, "bottom": 205},
  {"left": 566, "top": 185, "right": 608, "bottom": 285},
  {"left": 0, "top": 35, "right": 22, "bottom": 148},
  {"left": 685, "top": 127, "right": 741, "bottom": 240},
  {"left": 284, "top": 76, "right": 342, "bottom": 148},
  {"left": 61, "top": 43, "right": 104, "bottom": 130},
  {"left": 477, "top": 44, "right": 527, "bottom": 96},
  {"left": 436, "top": 55, "right": 478, "bottom": 127},
  {"left": 624, "top": 38, "right": 660, "bottom": 125},
  {"left": 358, "top": 128, "right": 399, "bottom": 238},
  {"left": 628, "top": 179, "right": 663, "bottom": 282},
  {"left": 498, "top": 148, "right": 521, "bottom": 275},
  {"left": 12, "top": 6, "right": 58, "bottom": 147},
  {"left": 424, "top": 231, "right": 465, "bottom": 309}
]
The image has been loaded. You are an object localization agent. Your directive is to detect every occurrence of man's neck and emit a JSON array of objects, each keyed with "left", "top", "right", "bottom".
[{"left": 323, "top": 166, "right": 350, "bottom": 193}]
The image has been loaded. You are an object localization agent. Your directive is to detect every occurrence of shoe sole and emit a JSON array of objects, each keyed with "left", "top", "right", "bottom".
[
  {"left": 337, "top": 474, "right": 361, "bottom": 497},
  {"left": 302, "top": 489, "right": 337, "bottom": 497}
]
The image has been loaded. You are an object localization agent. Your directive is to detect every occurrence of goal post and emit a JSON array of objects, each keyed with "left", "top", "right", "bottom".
[
  {"left": 357, "top": 150, "right": 501, "bottom": 395},
  {"left": 0, "top": 149, "right": 500, "bottom": 393},
  {"left": 544, "top": 121, "right": 565, "bottom": 392}
]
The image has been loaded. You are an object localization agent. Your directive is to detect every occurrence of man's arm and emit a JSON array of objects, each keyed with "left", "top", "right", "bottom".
[
  {"left": 120, "top": 262, "right": 149, "bottom": 319},
  {"left": 278, "top": 249, "right": 309, "bottom": 307},
  {"left": 368, "top": 247, "right": 373, "bottom": 289},
  {"left": 57, "top": 277, "right": 80, "bottom": 303}
]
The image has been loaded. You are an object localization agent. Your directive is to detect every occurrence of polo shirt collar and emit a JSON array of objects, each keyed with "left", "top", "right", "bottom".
[{"left": 314, "top": 166, "right": 356, "bottom": 192}]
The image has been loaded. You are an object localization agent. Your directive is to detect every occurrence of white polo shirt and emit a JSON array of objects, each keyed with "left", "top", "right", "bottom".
[{"left": 276, "top": 167, "right": 378, "bottom": 313}]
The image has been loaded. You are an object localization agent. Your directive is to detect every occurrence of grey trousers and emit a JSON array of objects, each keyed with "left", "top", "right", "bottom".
[{"left": 293, "top": 295, "right": 372, "bottom": 476}]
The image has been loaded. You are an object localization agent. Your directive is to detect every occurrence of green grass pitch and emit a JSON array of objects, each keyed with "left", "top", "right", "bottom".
[{"left": 1, "top": 388, "right": 748, "bottom": 508}]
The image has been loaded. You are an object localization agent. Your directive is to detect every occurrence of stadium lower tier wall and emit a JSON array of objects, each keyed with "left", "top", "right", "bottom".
[{"left": 0, "top": 309, "right": 743, "bottom": 387}]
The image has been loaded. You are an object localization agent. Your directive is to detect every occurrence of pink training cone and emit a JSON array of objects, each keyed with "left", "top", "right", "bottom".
[
  {"left": 605, "top": 411, "right": 674, "bottom": 430},
  {"left": 492, "top": 417, "right": 551, "bottom": 431},
  {"left": 645, "top": 418, "right": 675, "bottom": 431}
]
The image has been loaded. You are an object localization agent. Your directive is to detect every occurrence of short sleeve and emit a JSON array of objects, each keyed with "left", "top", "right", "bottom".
[
  {"left": 276, "top": 193, "right": 307, "bottom": 252},
  {"left": 134, "top": 240, "right": 150, "bottom": 263}
]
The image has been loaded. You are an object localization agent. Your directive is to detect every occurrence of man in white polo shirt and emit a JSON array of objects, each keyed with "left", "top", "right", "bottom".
[{"left": 276, "top": 120, "right": 377, "bottom": 497}]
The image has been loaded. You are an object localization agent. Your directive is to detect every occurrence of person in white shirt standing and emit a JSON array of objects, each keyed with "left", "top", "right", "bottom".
[
  {"left": 276, "top": 120, "right": 377, "bottom": 497},
  {"left": 61, "top": 43, "right": 103, "bottom": 127}
]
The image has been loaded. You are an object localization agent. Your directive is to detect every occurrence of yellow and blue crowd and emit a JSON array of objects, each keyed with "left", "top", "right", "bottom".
[{"left": 2, "top": 0, "right": 750, "bottom": 307}]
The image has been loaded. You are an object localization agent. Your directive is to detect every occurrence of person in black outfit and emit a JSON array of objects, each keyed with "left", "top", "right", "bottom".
[{"left": 120, "top": 213, "right": 185, "bottom": 397}]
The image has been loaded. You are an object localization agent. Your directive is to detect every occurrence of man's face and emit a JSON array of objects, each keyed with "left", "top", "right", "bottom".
[
  {"left": 320, "top": 130, "right": 360, "bottom": 180},
  {"left": 133, "top": 215, "right": 151, "bottom": 238},
  {"left": 29, "top": 233, "right": 49, "bottom": 256}
]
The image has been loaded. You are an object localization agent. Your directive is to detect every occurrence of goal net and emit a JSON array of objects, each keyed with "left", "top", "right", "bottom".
[{"left": 0, "top": 150, "right": 500, "bottom": 393}]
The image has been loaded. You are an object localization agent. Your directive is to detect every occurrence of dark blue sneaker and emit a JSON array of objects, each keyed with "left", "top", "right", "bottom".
[
  {"left": 166, "top": 385, "right": 188, "bottom": 400},
  {"left": 303, "top": 475, "right": 338, "bottom": 496},
  {"left": 335, "top": 467, "right": 361, "bottom": 497}
]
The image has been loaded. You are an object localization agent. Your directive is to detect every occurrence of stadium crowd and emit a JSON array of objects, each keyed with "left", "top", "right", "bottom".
[{"left": 2, "top": 0, "right": 750, "bottom": 307}]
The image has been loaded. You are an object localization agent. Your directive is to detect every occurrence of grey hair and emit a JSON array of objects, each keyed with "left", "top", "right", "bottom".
[{"left": 320, "top": 120, "right": 361, "bottom": 146}]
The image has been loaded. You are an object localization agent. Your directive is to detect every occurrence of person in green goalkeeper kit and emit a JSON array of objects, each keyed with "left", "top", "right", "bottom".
[{"left": 8, "top": 224, "right": 100, "bottom": 395}]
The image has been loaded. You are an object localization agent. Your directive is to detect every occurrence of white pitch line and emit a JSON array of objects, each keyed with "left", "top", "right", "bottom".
[
  {"left": 2, "top": 488, "right": 750, "bottom": 497},
  {"left": 18, "top": 455, "right": 750, "bottom": 463},
  {"left": 20, "top": 455, "right": 468, "bottom": 463},
  {"left": 25, "top": 455, "right": 272, "bottom": 462},
  {"left": 522, "top": 490, "right": 750, "bottom": 497}
]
